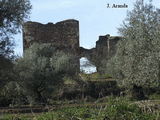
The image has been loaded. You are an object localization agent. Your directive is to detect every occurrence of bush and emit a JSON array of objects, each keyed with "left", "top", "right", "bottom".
[
  {"left": 0, "top": 82, "right": 28, "bottom": 107},
  {"left": 86, "top": 81, "right": 120, "bottom": 98}
]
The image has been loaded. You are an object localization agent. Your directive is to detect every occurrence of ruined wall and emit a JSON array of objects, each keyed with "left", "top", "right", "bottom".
[
  {"left": 23, "top": 19, "right": 79, "bottom": 55},
  {"left": 23, "top": 19, "right": 121, "bottom": 73},
  {"left": 96, "top": 34, "right": 121, "bottom": 60},
  {"left": 95, "top": 35, "right": 121, "bottom": 72},
  {"left": 23, "top": 19, "right": 80, "bottom": 72},
  {"left": 80, "top": 34, "right": 121, "bottom": 72}
]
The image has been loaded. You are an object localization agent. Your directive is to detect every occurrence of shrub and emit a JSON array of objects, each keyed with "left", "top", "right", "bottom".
[{"left": 0, "top": 82, "right": 28, "bottom": 107}]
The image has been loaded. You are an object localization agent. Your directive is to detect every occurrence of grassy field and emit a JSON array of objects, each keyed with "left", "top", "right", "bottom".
[{"left": 1, "top": 97, "right": 160, "bottom": 120}]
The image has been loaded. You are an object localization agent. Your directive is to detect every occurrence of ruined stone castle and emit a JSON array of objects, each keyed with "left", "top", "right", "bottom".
[{"left": 23, "top": 19, "right": 121, "bottom": 72}]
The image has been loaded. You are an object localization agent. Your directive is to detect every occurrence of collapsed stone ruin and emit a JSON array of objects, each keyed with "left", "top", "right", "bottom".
[{"left": 23, "top": 19, "right": 122, "bottom": 72}]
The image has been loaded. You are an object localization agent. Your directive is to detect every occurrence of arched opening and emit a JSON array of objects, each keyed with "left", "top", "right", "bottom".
[{"left": 80, "top": 57, "right": 97, "bottom": 74}]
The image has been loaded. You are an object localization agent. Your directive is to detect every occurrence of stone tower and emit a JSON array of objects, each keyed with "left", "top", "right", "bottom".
[{"left": 23, "top": 19, "right": 79, "bottom": 55}]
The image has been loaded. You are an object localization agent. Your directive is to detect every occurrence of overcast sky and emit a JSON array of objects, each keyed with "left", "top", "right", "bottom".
[{"left": 14, "top": 0, "right": 160, "bottom": 55}]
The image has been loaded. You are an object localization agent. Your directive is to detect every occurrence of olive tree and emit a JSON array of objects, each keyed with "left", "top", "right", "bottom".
[
  {"left": 15, "top": 43, "right": 78, "bottom": 104},
  {"left": 0, "top": 0, "right": 31, "bottom": 57},
  {"left": 106, "top": 0, "right": 160, "bottom": 89},
  {"left": 0, "top": 0, "right": 31, "bottom": 91}
]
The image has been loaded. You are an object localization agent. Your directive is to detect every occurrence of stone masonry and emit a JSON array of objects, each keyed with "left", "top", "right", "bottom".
[
  {"left": 23, "top": 19, "right": 121, "bottom": 72},
  {"left": 80, "top": 34, "right": 121, "bottom": 72},
  {"left": 23, "top": 19, "right": 79, "bottom": 55}
]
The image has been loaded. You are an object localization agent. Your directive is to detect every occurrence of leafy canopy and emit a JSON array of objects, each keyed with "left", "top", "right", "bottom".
[
  {"left": 0, "top": 0, "right": 32, "bottom": 57},
  {"left": 0, "top": 0, "right": 31, "bottom": 88},
  {"left": 106, "top": 0, "right": 160, "bottom": 88},
  {"left": 15, "top": 43, "right": 78, "bottom": 103}
]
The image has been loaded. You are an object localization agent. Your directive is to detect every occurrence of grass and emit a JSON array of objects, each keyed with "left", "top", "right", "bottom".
[
  {"left": 80, "top": 72, "right": 113, "bottom": 81},
  {"left": 1, "top": 97, "right": 160, "bottom": 120},
  {"left": 149, "top": 93, "right": 160, "bottom": 100}
]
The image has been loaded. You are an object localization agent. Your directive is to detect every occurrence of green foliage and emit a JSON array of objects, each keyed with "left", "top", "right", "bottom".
[
  {"left": 63, "top": 76, "right": 77, "bottom": 85},
  {"left": 2, "top": 97, "right": 159, "bottom": 120},
  {"left": 80, "top": 72, "right": 112, "bottom": 81},
  {"left": 0, "top": 56, "right": 14, "bottom": 88},
  {"left": 0, "top": 0, "right": 31, "bottom": 104},
  {"left": 2, "top": 114, "right": 31, "bottom": 120},
  {"left": 15, "top": 43, "right": 77, "bottom": 104},
  {"left": 51, "top": 51, "right": 79, "bottom": 76},
  {"left": 35, "top": 98, "right": 159, "bottom": 120},
  {"left": 0, "top": 82, "right": 27, "bottom": 107},
  {"left": 106, "top": 0, "right": 160, "bottom": 88},
  {"left": 0, "top": 0, "right": 31, "bottom": 34},
  {"left": 0, "top": 0, "right": 31, "bottom": 57},
  {"left": 149, "top": 93, "right": 160, "bottom": 100}
]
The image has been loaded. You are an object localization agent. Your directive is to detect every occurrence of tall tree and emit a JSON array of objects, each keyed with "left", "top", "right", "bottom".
[
  {"left": 0, "top": 0, "right": 31, "bottom": 87},
  {"left": 106, "top": 0, "right": 160, "bottom": 88},
  {"left": 0, "top": 0, "right": 32, "bottom": 57}
]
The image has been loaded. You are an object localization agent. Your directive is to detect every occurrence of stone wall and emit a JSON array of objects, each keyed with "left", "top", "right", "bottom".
[
  {"left": 23, "top": 19, "right": 79, "bottom": 55},
  {"left": 80, "top": 34, "right": 121, "bottom": 72},
  {"left": 96, "top": 34, "right": 121, "bottom": 60},
  {"left": 23, "top": 19, "right": 121, "bottom": 73}
]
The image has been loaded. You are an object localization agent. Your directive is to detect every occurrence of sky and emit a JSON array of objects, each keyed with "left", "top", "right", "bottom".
[
  {"left": 80, "top": 57, "right": 97, "bottom": 73},
  {"left": 14, "top": 0, "right": 160, "bottom": 55}
]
